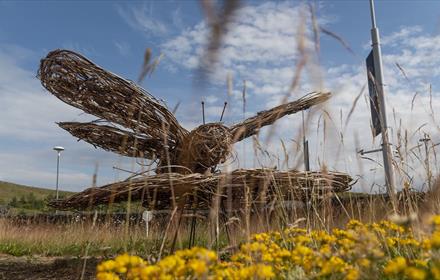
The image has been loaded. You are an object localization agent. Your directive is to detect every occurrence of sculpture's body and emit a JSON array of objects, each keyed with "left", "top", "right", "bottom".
[{"left": 38, "top": 49, "right": 350, "bottom": 211}]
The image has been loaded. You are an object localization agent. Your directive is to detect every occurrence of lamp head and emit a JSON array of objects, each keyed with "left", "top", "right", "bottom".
[{"left": 53, "top": 146, "right": 65, "bottom": 152}]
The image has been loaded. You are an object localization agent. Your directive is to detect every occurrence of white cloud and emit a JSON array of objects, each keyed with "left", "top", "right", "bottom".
[
  {"left": 0, "top": 45, "right": 84, "bottom": 140},
  {"left": 114, "top": 41, "right": 131, "bottom": 56},
  {"left": 116, "top": 3, "right": 168, "bottom": 37},
  {"left": 162, "top": 2, "right": 313, "bottom": 74},
  {"left": 204, "top": 95, "right": 219, "bottom": 104},
  {"left": 380, "top": 26, "right": 423, "bottom": 46}
]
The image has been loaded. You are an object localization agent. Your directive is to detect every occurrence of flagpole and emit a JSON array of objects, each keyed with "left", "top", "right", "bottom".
[{"left": 369, "top": 0, "right": 397, "bottom": 206}]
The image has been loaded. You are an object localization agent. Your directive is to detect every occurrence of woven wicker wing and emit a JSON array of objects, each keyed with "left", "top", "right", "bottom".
[
  {"left": 229, "top": 92, "right": 331, "bottom": 142},
  {"left": 38, "top": 49, "right": 188, "bottom": 150},
  {"left": 48, "top": 169, "right": 353, "bottom": 210},
  {"left": 59, "top": 122, "right": 166, "bottom": 159}
]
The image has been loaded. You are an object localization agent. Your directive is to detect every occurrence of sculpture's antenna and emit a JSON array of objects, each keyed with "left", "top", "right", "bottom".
[
  {"left": 219, "top": 101, "right": 227, "bottom": 122},
  {"left": 172, "top": 101, "right": 181, "bottom": 114},
  {"left": 242, "top": 80, "right": 246, "bottom": 120},
  {"left": 201, "top": 101, "right": 205, "bottom": 124}
]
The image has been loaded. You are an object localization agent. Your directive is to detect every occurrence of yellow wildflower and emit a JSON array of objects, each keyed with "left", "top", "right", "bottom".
[
  {"left": 257, "top": 264, "right": 275, "bottom": 278},
  {"left": 422, "top": 238, "right": 432, "bottom": 250},
  {"left": 347, "top": 219, "right": 363, "bottom": 229},
  {"left": 431, "top": 215, "right": 440, "bottom": 227},
  {"left": 96, "top": 272, "right": 120, "bottom": 280},
  {"left": 414, "top": 259, "right": 428, "bottom": 268},
  {"left": 358, "top": 258, "right": 370, "bottom": 268},
  {"left": 386, "top": 237, "right": 397, "bottom": 247},
  {"left": 431, "top": 266, "right": 440, "bottom": 280},
  {"left": 404, "top": 266, "right": 427, "bottom": 280},
  {"left": 346, "top": 268, "right": 359, "bottom": 280},
  {"left": 115, "top": 253, "right": 130, "bottom": 266},
  {"left": 384, "top": 256, "right": 407, "bottom": 275},
  {"left": 97, "top": 260, "right": 116, "bottom": 272},
  {"left": 188, "top": 260, "right": 207, "bottom": 276},
  {"left": 431, "top": 232, "right": 440, "bottom": 249},
  {"left": 140, "top": 266, "right": 161, "bottom": 278}
]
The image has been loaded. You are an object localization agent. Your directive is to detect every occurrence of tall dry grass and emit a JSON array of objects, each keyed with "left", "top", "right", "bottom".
[{"left": 0, "top": 218, "right": 159, "bottom": 258}]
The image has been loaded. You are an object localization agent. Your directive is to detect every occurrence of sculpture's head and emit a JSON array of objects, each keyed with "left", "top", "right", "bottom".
[{"left": 179, "top": 123, "right": 232, "bottom": 172}]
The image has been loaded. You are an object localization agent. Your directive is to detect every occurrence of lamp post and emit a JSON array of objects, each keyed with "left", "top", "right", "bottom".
[
  {"left": 368, "top": 0, "right": 397, "bottom": 205},
  {"left": 53, "top": 146, "right": 64, "bottom": 200}
]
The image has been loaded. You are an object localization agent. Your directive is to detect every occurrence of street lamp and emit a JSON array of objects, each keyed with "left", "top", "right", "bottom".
[{"left": 53, "top": 146, "right": 64, "bottom": 200}]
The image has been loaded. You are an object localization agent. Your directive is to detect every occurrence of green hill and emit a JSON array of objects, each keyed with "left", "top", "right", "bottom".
[
  {"left": 0, "top": 181, "right": 142, "bottom": 214},
  {"left": 0, "top": 181, "right": 74, "bottom": 205}
]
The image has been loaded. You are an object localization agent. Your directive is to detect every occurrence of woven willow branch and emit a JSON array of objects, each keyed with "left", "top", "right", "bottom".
[
  {"left": 49, "top": 169, "right": 352, "bottom": 210},
  {"left": 59, "top": 122, "right": 165, "bottom": 159},
  {"left": 38, "top": 49, "right": 188, "bottom": 148},
  {"left": 229, "top": 91, "right": 331, "bottom": 142}
]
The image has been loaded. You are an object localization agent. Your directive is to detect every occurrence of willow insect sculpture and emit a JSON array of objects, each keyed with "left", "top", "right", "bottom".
[{"left": 39, "top": 49, "right": 352, "bottom": 213}]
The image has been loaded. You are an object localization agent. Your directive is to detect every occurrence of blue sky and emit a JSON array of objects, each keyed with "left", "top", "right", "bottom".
[{"left": 1, "top": 0, "right": 440, "bottom": 193}]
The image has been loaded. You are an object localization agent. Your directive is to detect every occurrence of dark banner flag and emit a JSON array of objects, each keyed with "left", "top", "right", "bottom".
[{"left": 366, "top": 50, "right": 382, "bottom": 137}]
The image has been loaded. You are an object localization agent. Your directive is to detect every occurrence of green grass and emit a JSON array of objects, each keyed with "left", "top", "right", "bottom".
[
  {"left": 0, "top": 219, "right": 189, "bottom": 258},
  {"left": 0, "top": 181, "right": 74, "bottom": 205}
]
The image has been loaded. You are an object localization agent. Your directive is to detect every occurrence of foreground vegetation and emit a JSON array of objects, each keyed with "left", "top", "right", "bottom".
[
  {"left": 0, "top": 183, "right": 434, "bottom": 280},
  {"left": 97, "top": 217, "right": 440, "bottom": 280}
]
